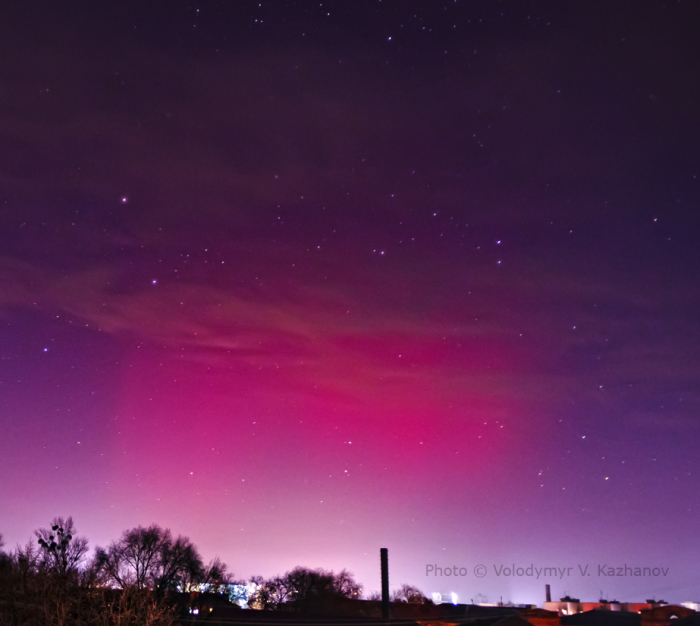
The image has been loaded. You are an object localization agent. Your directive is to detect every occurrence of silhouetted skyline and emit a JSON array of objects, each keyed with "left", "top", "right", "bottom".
[{"left": 1, "top": 0, "right": 699, "bottom": 604}]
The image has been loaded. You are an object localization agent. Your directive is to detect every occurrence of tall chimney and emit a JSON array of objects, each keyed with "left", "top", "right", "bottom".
[
  {"left": 381, "top": 548, "right": 390, "bottom": 619},
  {"left": 546, "top": 584, "right": 552, "bottom": 603}
]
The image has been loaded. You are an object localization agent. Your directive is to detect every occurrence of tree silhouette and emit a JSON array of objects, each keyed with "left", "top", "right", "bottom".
[
  {"left": 392, "top": 583, "right": 429, "bottom": 604},
  {"left": 249, "top": 574, "right": 292, "bottom": 609},
  {"left": 35, "top": 516, "right": 88, "bottom": 578},
  {"left": 179, "top": 555, "right": 233, "bottom": 594},
  {"left": 95, "top": 524, "right": 203, "bottom": 594},
  {"left": 250, "top": 567, "right": 362, "bottom": 612}
]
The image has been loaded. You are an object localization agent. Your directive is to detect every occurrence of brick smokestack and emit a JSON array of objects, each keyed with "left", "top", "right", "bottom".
[{"left": 381, "top": 548, "right": 389, "bottom": 619}]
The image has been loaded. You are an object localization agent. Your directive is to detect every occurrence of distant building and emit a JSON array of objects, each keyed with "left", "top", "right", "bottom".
[
  {"left": 641, "top": 605, "right": 695, "bottom": 626},
  {"left": 540, "top": 596, "right": 694, "bottom": 626},
  {"left": 561, "top": 609, "right": 641, "bottom": 626},
  {"left": 672, "top": 614, "right": 700, "bottom": 626},
  {"left": 519, "top": 607, "right": 560, "bottom": 626},
  {"left": 228, "top": 581, "right": 258, "bottom": 608},
  {"left": 545, "top": 596, "right": 583, "bottom": 615},
  {"left": 432, "top": 592, "right": 459, "bottom": 605}
]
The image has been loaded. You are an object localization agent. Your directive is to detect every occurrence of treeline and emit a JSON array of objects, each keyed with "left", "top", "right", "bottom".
[
  {"left": 248, "top": 570, "right": 429, "bottom": 610},
  {"left": 0, "top": 516, "right": 428, "bottom": 625},
  {"left": 0, "top": 516, "right": 231, "bottom": 625},
  {"left": 248, "top": 566, "right": 361, "bottom": 611}
]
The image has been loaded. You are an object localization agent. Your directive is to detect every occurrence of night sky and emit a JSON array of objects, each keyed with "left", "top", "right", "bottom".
[{"left": 1, "top": 0, "right": 699, "bottom": 605}]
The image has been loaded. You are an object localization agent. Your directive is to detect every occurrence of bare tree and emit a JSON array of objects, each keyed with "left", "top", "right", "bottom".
[
  {"left": 248, "top": 574, "right": 290, "bottom": 610},
  {"left": 392, "top": 584, "right": 429, "bottom": 604},
  {"left": 332, "top": 569, "right": 362, "bottom": 598},
  {"left": 0, "top": 534, "right": 9, "bottom": 574},
  {"left": 1, "top": 520, "right": 181, "bottom": 626},
  {"left": 285, "top": 567, "right": 328, "bottom": 610},
  {"left": 35, "top": 516, "right": 88, "bottom": 578},
  {"left": 250, "top": 567, "right": 362, "bottom": 612},
  {"left": 91, "top": 586, "right": 176, "bottom": 626},
  {"left": 192, "top": 556, "right": 233, "bottom": 594},
  {"left": 153, "top": 532, "right": 202, "bottom": 594},
  {"left": 95, "top": 524, "right": 204, "bottom": 595},
  {"left": 95, "top": 525, "right": 166, "bottom": 589}
]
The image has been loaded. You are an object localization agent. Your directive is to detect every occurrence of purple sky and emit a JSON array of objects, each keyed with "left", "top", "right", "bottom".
[{"left": 1, "top": 0, "right": 699, "bottom": 605}]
